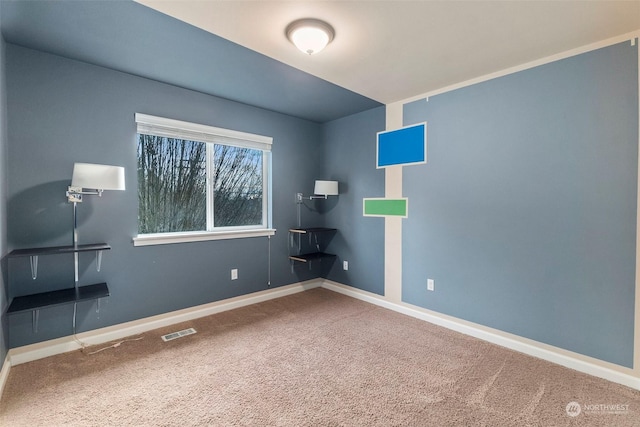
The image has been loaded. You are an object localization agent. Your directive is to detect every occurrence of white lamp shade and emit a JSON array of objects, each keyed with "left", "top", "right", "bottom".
[
  {"left": 314, "top": 180, "right": 338, "bottom": 196},
  {"left": 71, "top": 163, "right": 126, "bottom": 191}
]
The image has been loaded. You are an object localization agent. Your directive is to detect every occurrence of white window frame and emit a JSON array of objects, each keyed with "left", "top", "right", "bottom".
[{"left": 133, "top": 113, "right": 275, "bottom": 247}]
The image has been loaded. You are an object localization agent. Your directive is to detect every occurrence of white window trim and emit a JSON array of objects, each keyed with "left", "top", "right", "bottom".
[
  {"left": 133, "top": 228, "right": 276, "bottom": 247},
  {"left": 135, "top": 113, "right": 273, "bottom": 151},
  {"left": 135, "top": 113, "right": 274, "bottom": 246}
]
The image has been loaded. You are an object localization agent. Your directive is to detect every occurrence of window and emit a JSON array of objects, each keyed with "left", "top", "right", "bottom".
[{"left": 133, "top": 114, "right": 273, "bottom": 246}]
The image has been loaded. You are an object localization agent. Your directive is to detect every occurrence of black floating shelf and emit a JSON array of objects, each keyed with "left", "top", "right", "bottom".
[
  {"left": 289, "top": 252, "right": 336, "bottom": 263},
  {"left": 288, "top": 227, "right": 337, "bottom": 234},
  {"left": 9, "top": 243, "right": 111, "bottom": 258},
  {"left": 8, "top": 283, "right": 110, "bottom": 314}
]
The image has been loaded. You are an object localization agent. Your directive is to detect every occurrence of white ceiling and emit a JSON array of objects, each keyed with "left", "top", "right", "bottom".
[{"left": 137, "top": 0, "right": 640, "bottom": 105}]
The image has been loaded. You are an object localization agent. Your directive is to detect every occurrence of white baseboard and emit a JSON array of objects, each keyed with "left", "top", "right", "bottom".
[
  {"left": 321, "top": 279, "right": 640, "bottom": 391},
  {"left": 0, "top": 353, "right": 10, "bottom": 401},
  {"left": 8, "top": 279, "right": 322, "bottom": 366},
  {"left": 5, "top": 278, "right": 639, "bottom": 393}
]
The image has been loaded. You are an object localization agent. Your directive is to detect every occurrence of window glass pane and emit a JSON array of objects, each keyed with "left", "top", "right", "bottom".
[
  {"left": 137, "top": 134, "right": 207, "bottom": 233},
  {"left": 213, "top": 145, "right": 263, "bottom": 227}
]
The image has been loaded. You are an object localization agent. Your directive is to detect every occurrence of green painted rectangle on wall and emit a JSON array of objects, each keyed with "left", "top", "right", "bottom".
[{"left": 363, "top": 198, "right": 408, "bottom": 217}]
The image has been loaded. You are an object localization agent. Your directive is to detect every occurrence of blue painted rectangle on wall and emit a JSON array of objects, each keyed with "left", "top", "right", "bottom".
[{"left": 377, "top": 122, "right": 427, "bottom": 168}]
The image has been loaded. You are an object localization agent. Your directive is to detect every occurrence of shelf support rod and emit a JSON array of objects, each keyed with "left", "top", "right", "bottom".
[
  {"left": 96, "top": 250, "right": 103, "bottom": 272},
  {"left": 267, "top": 236, "right": 271, "bottom": 287},
  {"left": 72, "top": 302, "right": 77, "bottom": 335},
  {"left": 29, "top": 255, "right": 38, "bottom": 280},
  {"left": 296, "top": 193, "right": 302, "bottom": 228},
  {"left": 32, "top": 309, "right": 39, "bottom": 333},
  {"left": 73, "top": 201, "right": 79, "bottom": 287}
]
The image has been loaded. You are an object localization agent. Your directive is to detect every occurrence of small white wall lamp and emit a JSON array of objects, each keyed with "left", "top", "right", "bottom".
[
  {"left": 286, "top": 18, "right": 335, "bottom": 55},
  {"left": 296, "top": 180, "right": 339, "bottom": 227},
  {"left": 67, "top": 163, "right": 125, "bottom": 204},
  {"left": 296, "top": 180, "right": 339, "bottom": 203},
  {"left": 312, "top": 180, "right": 339, "bottom": 199},
  {"left": 66, "top": 162, "right": 125, "bottom": 282}
]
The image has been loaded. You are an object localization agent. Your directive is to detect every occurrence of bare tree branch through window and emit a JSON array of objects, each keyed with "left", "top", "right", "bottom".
[{"left": 137, "top": 134, "right": 264, "bottom": 234}]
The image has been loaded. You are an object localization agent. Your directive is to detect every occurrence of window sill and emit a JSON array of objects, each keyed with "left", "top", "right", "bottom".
[{"left": 133, "top": 229, "right": 276, "bottom": 247}]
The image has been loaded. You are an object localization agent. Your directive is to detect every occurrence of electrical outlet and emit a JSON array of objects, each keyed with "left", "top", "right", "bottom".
[
  {"left": 343, "top": 260, "right": 349, "bottom": 271},
  {"left": 427, "top": 278, "right": 435, "bottom": 291},
  {"left": 231, "top": 269, "right": 238, "bottom": 280}
]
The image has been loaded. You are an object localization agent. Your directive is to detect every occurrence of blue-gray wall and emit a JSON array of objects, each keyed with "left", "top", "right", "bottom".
[
  {"left": 3, "top": 29, "right": 637, "bottom": 372},
  {"left": 0, "top": 6, "right": 8, "bottom": 367},
  {"left": 321, "top": 107, "right": 386, "bottom": 295},
  {"left": 5, "top": 44, "right": 324, "bottom": 347},
  {"left": 0, "top": 1, "right": 382, "bottom": 124},
  {"left": 402, "top": 41, "right": 638, "bottom": 367}
]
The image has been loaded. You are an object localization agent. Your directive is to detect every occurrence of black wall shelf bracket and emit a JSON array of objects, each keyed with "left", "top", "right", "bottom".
[
  {"left": 7, "top": 243, "right": 112, "bottom": 333},
  {"left": 9, "top": 243, "right": 111, "bottom": 280}
]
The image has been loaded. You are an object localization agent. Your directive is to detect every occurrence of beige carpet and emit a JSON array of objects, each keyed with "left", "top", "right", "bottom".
[{"left": 1, "top": 288, "right": 639, "bottom": 426}]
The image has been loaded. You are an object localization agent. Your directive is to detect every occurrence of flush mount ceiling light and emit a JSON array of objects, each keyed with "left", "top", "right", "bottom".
[{"left": 286, "top": 18, "right": 335, "bottom": 55}]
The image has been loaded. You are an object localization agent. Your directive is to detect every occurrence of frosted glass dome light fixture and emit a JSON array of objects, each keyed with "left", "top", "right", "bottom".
[{"left": 286, "top": 18, "right": 334, "bottom": 55}]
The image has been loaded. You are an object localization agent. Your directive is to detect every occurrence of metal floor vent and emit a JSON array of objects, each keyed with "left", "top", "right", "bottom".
[{"left": 161, "top": 327, "right": 197, "bottom": 342}]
